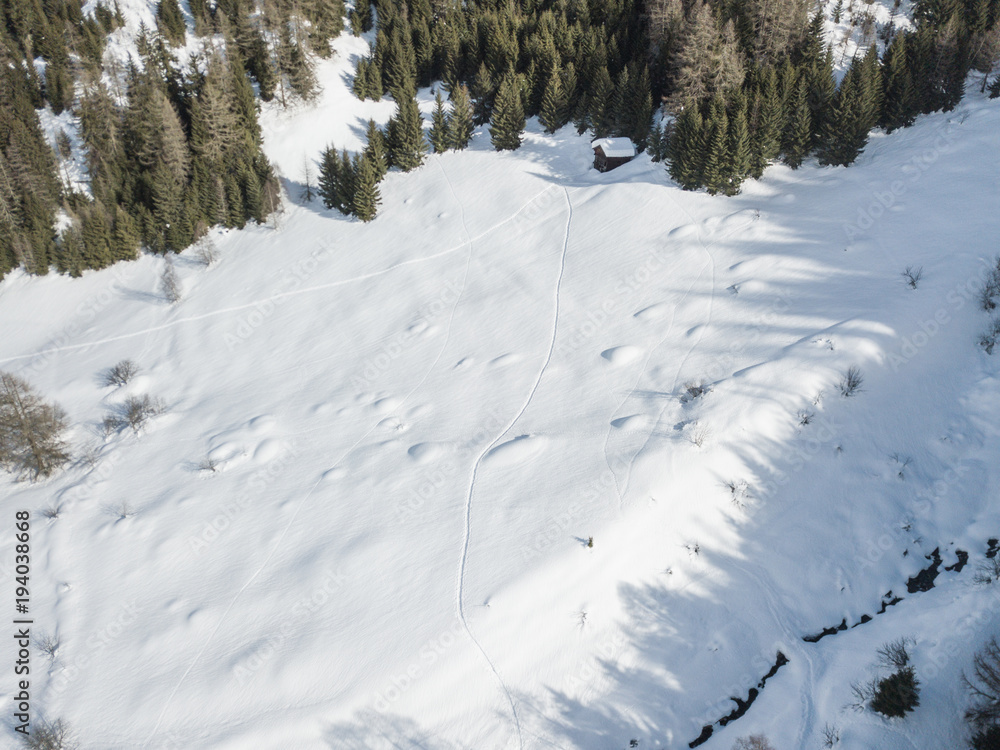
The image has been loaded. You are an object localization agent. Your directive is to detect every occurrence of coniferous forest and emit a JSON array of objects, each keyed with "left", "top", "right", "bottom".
[{"left": 2, "top": 0, "right": 999, "bottom": 276}]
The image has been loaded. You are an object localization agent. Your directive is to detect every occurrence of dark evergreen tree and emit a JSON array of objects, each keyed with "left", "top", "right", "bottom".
[
  {"left": 489, "top": 72, "right": 526, "bottom": 150},
  {"left": 351, "top": 155, "right": 381, "bottom": 221},
  {"left": 156, "top": 0, "right": 186, "bottom": 46},
  {"left": 539, "top": 66, "right": 570, "bottom": 133},
  {"left": 428, "top": 90, "right": 450, "bottom": 153},
  {"left": 782, "top": 75, "right": 812, "bottom": 168},
  {"left": 667, "top": 103, "right": 706, "bottom": 189},
  {"left": 386, "top": 92, "right": 427, "bottom": 171},
  {"left": 447, "top": 84, "right": 475, "bottom": 149},
  {"left": 364, "top": 119, "right": 389, "bottom": 179}
]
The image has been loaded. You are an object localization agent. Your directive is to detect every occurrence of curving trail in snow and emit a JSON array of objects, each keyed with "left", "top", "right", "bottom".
[
  {"left": 0, "top": 185, "right": 559, "bottom": 368},
  {"left": 455, "top": 186, "right": 574, "bottom": 749}
]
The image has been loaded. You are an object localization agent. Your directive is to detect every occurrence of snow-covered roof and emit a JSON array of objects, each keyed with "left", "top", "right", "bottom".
[{"left": 592, "top": 137, "right": 636, "bottom": 158}]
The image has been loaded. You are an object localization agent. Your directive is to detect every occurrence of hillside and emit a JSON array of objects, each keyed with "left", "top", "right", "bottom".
[{"left": 1, "top": 1, "right": 1000, "bottom": 749}]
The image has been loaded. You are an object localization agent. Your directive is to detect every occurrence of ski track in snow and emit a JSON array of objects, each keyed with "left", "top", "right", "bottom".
[
  {"left": 142, "top": 165, "right": 487, "bottom": 749},
  {"left": 0, "top": 185, "right": 559, "bottom": 368},
  {"left": 455, "top": 187, "right": 574, "bottom": 750}
]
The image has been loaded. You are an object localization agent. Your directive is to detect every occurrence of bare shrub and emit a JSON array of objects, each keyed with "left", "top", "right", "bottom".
[
  {"left": 839, "top": 366, "right": 864, "bottom": 397},
  {"left": 683, "top": 382, "right": 709, "bottom": 401},
  {"left": 40, "top": 504, "right": 63, "bottom": 520},
  {"left": 0, "top": 372, "right": 71, "bottom": 480},
  {"left": 877, "top": 637, "right": 913, "bottom": 670},
  {"left": 102, "top": 359, "right": 139, "bottom": 388},
  {"left": 849, "top": 676, "right": 879, "bottom": 710},
  {"left": 195, "top": 236, "right": 218, "bottom": 266},
  {"left": 161, "top": 257, "right": 181, "bottom": 303},
  {"left": 732, "top": 735, "right": 775, "bottom": 750},
  {"left": 197, "top": 455, "right": 219, "bottom": 473},
  {"left": 105, "top": 500, "right": 136, "bottom": 521},
  {"left": 20, "top": 718, "right": 77, "bottom": 749},
  {"left": 724, "top": 479, "right": 750, "bottom": 509},
  {"left": 980, "top": 317, "right": 1000, "bottom": 355},
  {"left": 966, "top": 637, "right": 1000, "bottom": 729},
  {"left": 798, "top": 411, "right": 814, "bottom": 426},
  {"left": 689, "top": 422, "right": 710, "bottom": 448},
  {"left": 902, "top": 266, "right": 923, "bottom": 289},
  {"left": 822, "top": 723, "right": 840, "bottom": 747},
  {"left": 980, "top": 257, "right": 1000, "bottom": 311},
  {"left": 973, "top": 558, "right": 1000, "bottom": 586},
  {"left": 34, "top": 632, "right": 60, "bottom": 660},
  {"left": 103, "top": 394, "right": 165, "bottom": 435}
]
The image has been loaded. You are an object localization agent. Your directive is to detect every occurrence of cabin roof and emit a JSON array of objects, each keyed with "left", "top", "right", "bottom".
[{"left": 592, "top": 137, "right": 636, "bottom": 159}]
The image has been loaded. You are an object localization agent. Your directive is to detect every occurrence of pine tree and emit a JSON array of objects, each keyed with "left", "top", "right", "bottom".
[
  {"left": 539, "top": 67, "right": 569, "bottom": 133},
  {"left": 351, "top": 155, "right": 381, "bottom": 222},
  {"left": 428, "top": 90, "right": 450, "bottom": 153},
  {"left": 782, "top": 75, "right": 812, "bottom": 168},
  {"left": 882, "top": 33, "right": 917, "bottom": 131},
  {"left": 471, "top": 63, "right": 495, "bottom": 125},
  {"left": 667, "top": 103, "right": 706, "bottom": 189},
  {"left": 363, "top": 119, "right": 389, "bottom": 179},
  {"left": 489, "top": 73, "right": 526, "bottom": 151},
  {"left": 386, "top": 92, "right": 426, "bottom": 171},
  {"left": 749, "top": 65, "right": 784, "bottom": 177},
  {"left": 318, "top": 145, "right": 342, "bottom": 211},
  {"left": 112, "top": 204, "right": 140, "bottom": 261},
  {"left": 588, "top": 65, "right": 615, "bottom": 137},
  {"left": 725, "top": 92, "right": 751, "bottom": 193},
  {"left": 702, "top": 96, "right": 729, "bottom": 194},
  {"left": 447, "top": 84, "right": 475, "bottom": 149},
  {"left": 156, "top": 0, "right": 186, "bottom": 46}
]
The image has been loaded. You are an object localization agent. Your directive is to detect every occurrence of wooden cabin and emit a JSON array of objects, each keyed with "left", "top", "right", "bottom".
[{"left": 592, "top": 138, "right": 637, "bottom": 172}]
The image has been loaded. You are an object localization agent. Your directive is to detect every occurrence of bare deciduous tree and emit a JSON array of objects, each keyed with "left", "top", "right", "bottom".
[{"left": 0, "top": 372, "right": 71, "bottom": 480}]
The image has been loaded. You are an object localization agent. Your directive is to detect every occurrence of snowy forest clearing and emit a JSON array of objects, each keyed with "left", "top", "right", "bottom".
[{"left": 2, "top": 70, "right": 999, "bottom": 747}]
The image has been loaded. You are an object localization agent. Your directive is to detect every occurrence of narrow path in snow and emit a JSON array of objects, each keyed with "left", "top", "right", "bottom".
[
  {"left": 141, "top": 168, "right": 488, "bottom": 749},
  {"left": 0, "top": 185, "right": 560, "bottom": 367},
  {"left": 456, "top": 186, "right": 574, "bottom": 750}
]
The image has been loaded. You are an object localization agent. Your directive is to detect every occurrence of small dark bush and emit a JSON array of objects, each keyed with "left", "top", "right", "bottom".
[
  {"left": 103, "top": 359, "right": 139, "bottom": 387},
  {"left": 839, "top": 366, "right": 864, "bottom": 397},
  {"left": 871, "top": 666, "right": 920, "bottom": 717},
  {"left": 20, "top": 718, "right": 77, "bottom": 749}
]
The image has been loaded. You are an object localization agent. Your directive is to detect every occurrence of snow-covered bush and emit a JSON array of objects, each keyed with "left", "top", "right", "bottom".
[{"left": 732, "top": 735, "right": 775, "bottom": 750}]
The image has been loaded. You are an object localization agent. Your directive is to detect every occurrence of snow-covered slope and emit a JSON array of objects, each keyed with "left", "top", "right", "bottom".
[{"left": 2, "top": 20, "right": 1000, "bottom": 750}]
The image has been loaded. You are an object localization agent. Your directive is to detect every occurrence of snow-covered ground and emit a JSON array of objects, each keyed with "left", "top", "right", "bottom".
[{"left": 2, "top": 13, "right": 1000, "bottom": 750}]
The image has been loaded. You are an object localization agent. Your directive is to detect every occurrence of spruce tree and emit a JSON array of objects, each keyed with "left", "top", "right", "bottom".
[
  {"left": 726, "top": 93, "right": 751, "bottom": 194},
  {"left": 386, "top": 92, "right": 426, "bottom": 171},
  {"left": 782, "top": 76, "right": 812, "bottom": 168},
  {"left": 702, "top": 97, "right": 729, "bottom": 195},
  {"left": 749, "top": 65, "right": 784, "bottom": 178},
  {"left": 364, "top": 120, "right": 389, "bottom": 179},
  {"left": 539, "top": 67, "right": 569, "bottom": 133},
  {"left": 447, "top": 84, "right": 475, "bottom": 149},
  {"left": 882, "top": 33, "right": 917, "bottom": 131},
  {"left": 318, "top": 145, "right": 343, "bottom": 211},
  {"left": 428, "top": 90, "right": 450, "bottom": 153},
  {"left": 156, "top": 0, "right": 186, "bottom": 46},
  {"left": 351, "top": 155, "right": 381, "bottom": 222},
  {"left": 489, "top": 73, "right": 526, "bottom": 151},
  {"left": 667, "top": 104, "right": 706, "bottom": 190},
  {"left": 471, "top": 63, "right": 495, "bottom": 125}
]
